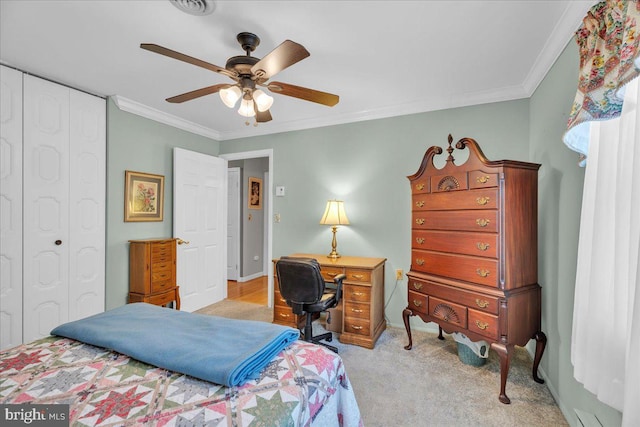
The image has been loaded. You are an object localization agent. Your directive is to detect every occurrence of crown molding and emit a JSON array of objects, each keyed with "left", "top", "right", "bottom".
[
  {"left": 522, "top": 1, "right": 592, "bottom": 95},
  {"left": 112, "top": 95, "right": 222, "bottom": 141}
]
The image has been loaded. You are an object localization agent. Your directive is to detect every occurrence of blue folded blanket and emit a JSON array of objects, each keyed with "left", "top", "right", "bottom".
[{"left": 51, "top": 303, "right": 299, "bottom": 387}]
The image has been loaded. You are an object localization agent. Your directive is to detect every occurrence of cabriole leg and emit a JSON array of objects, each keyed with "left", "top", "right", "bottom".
[
  {"left": 403, "top": 308, "right": 414, "bottom": 350},
  {"left": 491, "top": 342, "right": 513, "bottom": 404},
  {"left": 532, "top": 331, "right": 547, "bottom": 384}
]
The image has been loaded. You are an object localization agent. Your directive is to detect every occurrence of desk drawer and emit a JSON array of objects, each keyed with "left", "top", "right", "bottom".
[
  {"left": 345, "top": 269, "right": 371, "bottom": 284},
  {"left": 322, "top": 267, "right": 345, "bottom": 282},
  {"left": 344, "top": 301, "right": 370, "bottom": 319},
  {"left": 343, "top": 317, "right": 370, "bottom": 336},
  {"left": 344, "top": 285, "right": 371, "bottom": 303},
  {"left": 274, "top": 288, "right": 288, "bottom": 307},
  {"left": 274, "top": 306, "right": 296, "bottom": 325}
]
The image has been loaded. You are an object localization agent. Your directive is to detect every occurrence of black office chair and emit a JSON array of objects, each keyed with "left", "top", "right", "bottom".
[{"left": 275, "top": 257, "right": 346, "bottom": 353}]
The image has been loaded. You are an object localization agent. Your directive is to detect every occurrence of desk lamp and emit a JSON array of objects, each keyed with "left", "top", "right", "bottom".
[{"left": 319, "top": 200, "right": 350, "bottom": 259}]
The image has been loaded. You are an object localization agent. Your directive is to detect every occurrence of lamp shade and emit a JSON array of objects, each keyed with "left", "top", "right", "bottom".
[
  {"left": 253, "top": 89, "right": 274, "bottom": 112},
  {"left": 319, "top": 200, "right": 350, "bottom": 226},
  {"left": 219, "top": 86, "right": 242, "bottom": 108},
  {"left": 237, "top": 98, "right": 256, "bottom": 117}
]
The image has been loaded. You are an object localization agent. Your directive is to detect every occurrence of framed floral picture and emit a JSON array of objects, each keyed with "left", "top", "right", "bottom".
[
  {"left": 248, "top": 176, "right": 262, "bottom": 210},
  {"left": 124, "top": 170, "right": 164, "bottom": 222}
]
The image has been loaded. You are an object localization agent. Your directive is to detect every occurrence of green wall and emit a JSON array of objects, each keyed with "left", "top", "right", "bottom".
[
  {"left": 530, "top": 44, "right": 622, "bottom": 425},
  {"left": 105, "top": 41, "right": 623, "bottom": 425},
  {"left": 105, "top": 98, "right": 220, "bottom": 309}
]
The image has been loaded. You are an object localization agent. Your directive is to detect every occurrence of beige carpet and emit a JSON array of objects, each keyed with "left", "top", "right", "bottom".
[{"left": 198, "top": 299, "right": 567, "bottom": 426}]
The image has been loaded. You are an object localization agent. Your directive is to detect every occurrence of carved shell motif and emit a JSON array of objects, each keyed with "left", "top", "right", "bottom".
[
  {"left": 433, "top": 303, "right": 460, "bottom": 323},
  {"left": 437, "top": 176, "right": 459, "bottom": 192}
]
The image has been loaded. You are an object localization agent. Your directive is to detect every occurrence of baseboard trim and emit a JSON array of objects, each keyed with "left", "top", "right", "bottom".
[{"left": 238, "top": 272, "right": 264, "bottom": 283}]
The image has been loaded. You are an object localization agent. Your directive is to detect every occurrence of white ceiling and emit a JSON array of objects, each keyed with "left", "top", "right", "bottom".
[{"left": 0, "top": 0, "right": 593, "bottom": 141}]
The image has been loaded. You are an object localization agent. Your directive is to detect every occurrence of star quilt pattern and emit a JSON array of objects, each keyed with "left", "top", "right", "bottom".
[{"left": 1, "top": 337, "right": 362, "bottom": 426}]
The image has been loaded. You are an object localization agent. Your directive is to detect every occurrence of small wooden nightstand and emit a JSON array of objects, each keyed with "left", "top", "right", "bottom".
[{"left": 128, "top": 238, "right": 180, "bottom": 309}]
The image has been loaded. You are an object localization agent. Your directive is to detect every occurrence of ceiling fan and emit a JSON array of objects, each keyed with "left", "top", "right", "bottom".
[{"left": 140, "top": 32, "right": 339, "bottom": 124}]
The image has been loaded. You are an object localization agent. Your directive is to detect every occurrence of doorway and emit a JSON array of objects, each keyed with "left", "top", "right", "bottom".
[{"left": 220, "top": 149, "right": 274, "bottom": 308}]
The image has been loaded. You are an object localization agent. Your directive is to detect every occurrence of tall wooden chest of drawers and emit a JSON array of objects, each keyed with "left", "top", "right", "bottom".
[
  {"left": 129, "top": 238, "right": 181, "bottom": 309},
  {"left": 274, "top": 254, "right": 386, "bottom": 349},
  {"left": 402, "top": 135, "right": 546, "bottom": 404}
]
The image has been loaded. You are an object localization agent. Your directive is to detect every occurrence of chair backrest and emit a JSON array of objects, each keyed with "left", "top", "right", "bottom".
[{"left": 275, "top": 257, "right": 325, "bottom": 305}]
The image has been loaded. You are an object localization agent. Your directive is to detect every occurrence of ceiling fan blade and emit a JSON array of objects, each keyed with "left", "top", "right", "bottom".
[
  {"left": 267, "top": 82, "right": 339, "bottom": 106},
  {"left": 251, "top": 40, "right": 310, "bottom": 80},
  {"left": 255, "top": 109, "right": 273, "bottom": 123},
  {"left": 140, "top": 43, "right": 236, "bottom": 78},
  {"left": 166, "top": 84, "right": 231, "bottom": 103}
]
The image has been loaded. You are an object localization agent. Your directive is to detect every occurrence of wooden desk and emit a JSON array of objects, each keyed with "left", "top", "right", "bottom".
[{"left": 273, "top": 253, "right": 386, "bottom": 349}]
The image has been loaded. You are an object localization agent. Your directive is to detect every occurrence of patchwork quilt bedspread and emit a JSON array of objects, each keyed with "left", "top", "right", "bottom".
[{"left": 1, "top": 337, "right": 363, "bottom": 426}]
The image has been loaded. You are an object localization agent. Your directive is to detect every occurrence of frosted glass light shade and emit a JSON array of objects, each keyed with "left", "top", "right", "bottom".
[
  {"left": 319, "top": 200, "right": 350, "bottom": 225},
  {"left": 253, "top": 89, "right": 274, "bottom": 112},
  {"left": 237, "top": 98, "right": 256, "bottom": 117},
  {"left": 219, "top": 86, "right": 242, "bottom": 108}
]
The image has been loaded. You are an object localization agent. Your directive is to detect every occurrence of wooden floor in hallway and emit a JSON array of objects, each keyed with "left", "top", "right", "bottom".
[{"left": 227, "top": 276, "right": 268, "bottom": 305}]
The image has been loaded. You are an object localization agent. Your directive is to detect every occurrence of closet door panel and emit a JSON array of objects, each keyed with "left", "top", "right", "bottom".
[
  {"left": 0, "top": 65, "right": 23, "bottom": 350},
  {"left": 23, "top": 75, "right": 70, "bottom": 342},
  {"left": 69, "top": 90, "right": 106, "bottom": 320}
]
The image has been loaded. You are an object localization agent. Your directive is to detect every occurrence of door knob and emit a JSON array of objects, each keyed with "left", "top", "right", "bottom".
[{"left": 177, "top": 238, "right": 190, "bottom": 245}]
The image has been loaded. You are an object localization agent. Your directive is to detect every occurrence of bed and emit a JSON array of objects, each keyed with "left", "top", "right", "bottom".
[{"left": 0, "top": 304, "right": 362, "bottom": 426}]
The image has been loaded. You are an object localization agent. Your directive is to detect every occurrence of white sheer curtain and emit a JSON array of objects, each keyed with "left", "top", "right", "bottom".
[{"left": 571, "top": 77, "right": 640, "bottom": 426}]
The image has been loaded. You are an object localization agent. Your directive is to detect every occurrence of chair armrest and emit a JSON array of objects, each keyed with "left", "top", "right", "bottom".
[{"left": 332, "top": 273, "right": 346, "bottom": 302}]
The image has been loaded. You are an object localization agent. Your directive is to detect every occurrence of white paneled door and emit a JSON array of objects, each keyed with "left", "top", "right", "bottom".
[
  {"left": 0, "top": 65, "right": 23, "bottom": 350},
  {"left": 0, "top": 68, "right": 106, "bottom": 349},
  {"left": 173, "top": 148, "right": 227, "bottom": 312}
]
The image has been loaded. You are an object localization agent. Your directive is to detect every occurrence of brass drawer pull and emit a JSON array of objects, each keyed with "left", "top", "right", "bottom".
[
  {"left": 476, "top": 269, "right": 490, "bottom": 277},
  {"left": 416, "top": 259, "right": 425, "bottom": 266},
  {"left": 416, "top": 183, "right": 425, "bottom": 191},
  {"left": 475, "top": 320, "right": 489, "bottom": 330},
  {"left": 279, "top": 298, "right": 287, "bottom": 303},
  {"left": 415, "top": 200, "right": 425, "bottom": 208},
  {"left": 415, "top": 237, "right": 425, "bottom": 244},
  {"left": 477, "top": 175, "right": 490, "bottom": 184},
  {"left": 416, "top": 218, "right": 425, "bottom": 225},
  {"left": 351, "top": 325, "right": 364, "bottom": 330},
  {"left": 476, "top": 242, "right": 490, "bottom": 251},
  {"left": 279, "top": 313, "right": 290, "bottom": 318},
  {"left": 476, "top": 218, "right": 490, "bottom": 227},
  {"left": 351, "top": 308, "right": 364, "bottom": 313},
  {"left": 412, "top": 299, "right": 422, "bottom": 307},
  {"left": 351, "top": 274, "right": 365, "bottom": 280},
  {"left": 475, "top": 299, "right": 489, "bottom": 308},
  {"left": 412, "top": 282, "right": 423, "bottom": 290},
  {"left": 352, "top": 291, "right": 365, "bottom": 297},
  {"left": 476, "top": 196, "right": 490, "bottom": 205}
]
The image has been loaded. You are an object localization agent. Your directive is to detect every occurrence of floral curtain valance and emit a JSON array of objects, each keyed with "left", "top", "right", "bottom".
[{"left": 563, "top": 0, "right": 640, "bottom": 166}]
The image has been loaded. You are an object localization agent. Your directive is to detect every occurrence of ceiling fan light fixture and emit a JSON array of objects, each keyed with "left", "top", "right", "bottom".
[
  {"left": 219, "top": 86, "right": 241, "bottom": 108},
  {"left": 253, "top": 89, "right": 274, "bottom": 112},
  {"left": 238, "top": 98, "right": 256, "bottom": 117}
]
